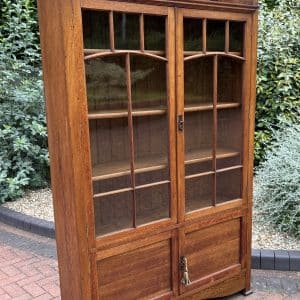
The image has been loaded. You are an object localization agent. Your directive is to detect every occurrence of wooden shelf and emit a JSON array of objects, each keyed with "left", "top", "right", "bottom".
[
  {"left": 88, "top": 107, "right": 167, "bottom": 119},
  {"left": 185, "top": 148, "right": 239, "bottom": 165},
  {"left": 92, "top": 155, "right": 168, "bottom": 181},
  {"left": 184, "top": 102, "right": 240, "bottom": 112}
]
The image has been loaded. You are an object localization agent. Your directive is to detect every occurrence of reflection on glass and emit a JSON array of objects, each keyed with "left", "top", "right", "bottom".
[
  {"left": 136, "top": 184, "right": 170, "bottom": 225},
  {"left": 185, "top": 111, "right": 213, "bottom": 163},
  {"left": 230, "top": 22, "right": 244, "bottom": 53},
  {"left": 185, "top": 175, "right": 213, "bottom": 212},
  {"left": 218, "top": 57, "right": 242, "bottom": 104},
  {"left": 89, "top": 119, "right": 131, "bottom": 175},
  {"left": 114, "top": 13, "right": 139, "bottom": 49},
  {"left": 184, "top": 18, "right": 202, "bottom": 51},
  {"left": 131, "top": 55, "right": 167, "bottom": 110},
  {"left": 207, "top": 20, "right": 225, "bottom": 51},
  {"left": 144, "top": 15, "right": 165, "bottom": 50},
  {"left": 133, "top": 115, "right": 169, "bottom": 168},
  {"left": 94, "top": 192, "right": 133, "bottom": 236},
  {"left": 216, "top": 169, "right": 242, "bottom": 204},
  {"left": 217, "top": 109, "right": 242, "bottom": 155},
  {"left": 85, "top": 56, "right": 127, "bottom": 112},
  {"left": 82, "top": 10, "right": 109, "bottom": 49},
  {"left": 185, "top": 57, "right": 213, "bottom": 105}
]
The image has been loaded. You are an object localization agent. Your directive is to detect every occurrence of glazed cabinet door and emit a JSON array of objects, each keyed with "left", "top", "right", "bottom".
[
  {"left": 82, "top": 1, "right": 176, "bottom": 238},
  {"left": 176, "top": 8, "right": 252, "bottom": 295},
  {"left": 81, "top": 1, "right": 177, "bottom": 298}
]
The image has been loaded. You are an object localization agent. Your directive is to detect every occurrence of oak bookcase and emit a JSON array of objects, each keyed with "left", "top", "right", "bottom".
[{"left": 38, "top": 0, "right": 258, "bottom": 299}]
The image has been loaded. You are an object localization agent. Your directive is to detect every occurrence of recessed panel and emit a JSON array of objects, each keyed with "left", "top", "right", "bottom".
[
  {"left": 184, "top": 218, "right": 241, "bottom": 281},
  {"left": 85, "top": 56, "right": 127, "bottom": 112},
  {"left": 94, "top": 191, "right": 133, "bottom": 236},
  {"left": 82, "top": 10, "right": 109, "bottom": 49},
  {"left": 98, "top": 238, "right": 172, "bottom": 299},
  {"left": 144, "top": 15, "right": 165, "bottom": 51},
  {"left": 114, "top": 13, "right": 139, "bottom": 50},
  {"left": 93, "top": 175, "right": 131, "bottom": 195}
]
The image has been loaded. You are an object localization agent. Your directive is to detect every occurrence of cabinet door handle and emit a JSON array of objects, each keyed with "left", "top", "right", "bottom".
[{"left": 180, "top": 256, "right": 191, "bottom": 285}]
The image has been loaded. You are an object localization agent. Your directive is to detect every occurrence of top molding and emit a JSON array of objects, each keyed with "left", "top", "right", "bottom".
[{"left": 81, "top": 0, "right": 259, "bottom": 13}]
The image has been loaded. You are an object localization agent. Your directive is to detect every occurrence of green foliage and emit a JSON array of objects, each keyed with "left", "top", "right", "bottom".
[
  {"left": 254, "top": 119, "right": 300, "bottom": 237},
  {"left": 255, "top": 0, "right": 300, "bottom": 165},
  {"left": 0, "top": 0, "right": 49, "bottom": 203}
]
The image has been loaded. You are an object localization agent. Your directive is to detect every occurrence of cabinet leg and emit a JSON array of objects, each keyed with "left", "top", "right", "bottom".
[{"left": 241, "top": 289, "right": 254, "bottom": 296}]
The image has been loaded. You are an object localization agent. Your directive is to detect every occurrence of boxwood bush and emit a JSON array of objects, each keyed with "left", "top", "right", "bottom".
[
  {"left": 255, "top": 0, "right": 300, "bottom": 165},
  {"left": 254, "top": 119, "right": 300, "bottom": 237},
  {"left": 0, "top": 0, "right": 49, "bottom": 203}
]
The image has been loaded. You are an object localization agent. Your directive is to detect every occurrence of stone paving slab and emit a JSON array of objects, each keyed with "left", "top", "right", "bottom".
[{"left": 0, "top": 222, "right": 300, "bottom": 300}]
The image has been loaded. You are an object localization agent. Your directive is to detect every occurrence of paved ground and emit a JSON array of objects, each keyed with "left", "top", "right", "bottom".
[{"left": 0, "top": 222, "right": 299, "bottom": 300}]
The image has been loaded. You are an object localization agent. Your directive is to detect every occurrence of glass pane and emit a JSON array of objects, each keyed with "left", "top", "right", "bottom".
[
  {"left": 114, "top": 13, "right": 139, "bottom": 50},
  {"left": 133, "top": 115, "right": 169, "bottom": 170},
  {"left": 89, "top": 119, "right": 131, "bottom": 178},
  {"left": 144, "top": 15, "right": 165, "bottom": 51},
  {"left": 184, "top": 57, "right": 213, "bottom": 106},
  {"left": 136, "top": 184, "right": 170, "bottom": 225},
  {"left": 184, "top": 18, "right": 202, "bottom": 51},
  {"left": 230, "top": 22, "right": 244, "bottom": 53},
  {"left": 217, "top": 169, "right": 242, "bottom": 204},
  {"left": 217, "top": 155, "right": 241, "bottom": 170},
  {"left": 218, "top": 57, "right": 242, "bottom": 104},
  {"left": 131, "top": 55, "right": 167, "bottom": 110},
  {"left": 93, "top": 175, "right": 131, "bottom": 195},
  {"left": 185, "top": 175, "right": 213, "bottom": 212},
  {"left": 185, "top": 161, "right": 212, "bottom": 177},
  {"left": 207, "top": 20, "right": 225, "bottom": 51},
  {"left": 217, "top": 109, "right": 242, "bottom": 156},
  {"left": 94, "top": 192, "right": 133, "bottom": 236},
  {"left": 135, "top": 169, "right": 169, "bottom": 186},
  {"left": 185, "top": 111, "right": 213, "bottom": 168},
  {"left": 82, "top": 10, "right": 109, "bottom": 49},
  {"left": 85, "top": 56, "right": 127, "bottom": 112}
]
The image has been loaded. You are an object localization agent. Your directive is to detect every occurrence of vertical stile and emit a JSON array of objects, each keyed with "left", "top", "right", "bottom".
[
  {"left": 202, "top": 19, "right": 207, "bottom": 54},
  {"left": 126, "top": 53, "right": 136, "bottom": 228},
  {"left": 140, "top": 14, "right": 145, "bottom": 52},
  {"left": 212, "top": 55, "right": 218, "bottom": 206},
  {"left": 225, "top": 20, "right": 229, "bottom": 53},
  {"left": 109, "top": 11, "right": 115, "bottom": 51}
]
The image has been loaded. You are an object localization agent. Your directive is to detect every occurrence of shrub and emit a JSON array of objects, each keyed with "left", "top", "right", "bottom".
[
  {"left": 0, "top": 0, "right": 49, "bottom": 203},
  {"left": 254, "top": 119, "right": 300, "bottom": 237},
  {"left": 255, "top": 0, "right": 300, "bottom": 165}
]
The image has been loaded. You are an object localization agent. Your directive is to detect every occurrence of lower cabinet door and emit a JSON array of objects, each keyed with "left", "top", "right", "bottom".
[
  {"left": 179, "top": 218, "right": 242, "bottom": 295},
  {"left": 96, "top": 232, "right": 174, "bottom": 300}
]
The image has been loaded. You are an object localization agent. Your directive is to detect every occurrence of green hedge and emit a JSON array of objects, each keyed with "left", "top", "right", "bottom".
[
  {"left": 255, "top": 0, "right": 300, "bottom": 165},
  {"left": 0, "top": 0, "right": 49, "bottom": 203}
]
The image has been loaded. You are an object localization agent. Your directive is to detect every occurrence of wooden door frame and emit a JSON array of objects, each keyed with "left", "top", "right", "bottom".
[{"left": 175, "top": 7, "right": 255, "bottom": 295}]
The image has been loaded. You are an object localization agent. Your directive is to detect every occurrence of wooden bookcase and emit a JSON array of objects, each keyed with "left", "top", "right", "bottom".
[{"left": 38, "top": 0, "right": 258, "bottom": 299}]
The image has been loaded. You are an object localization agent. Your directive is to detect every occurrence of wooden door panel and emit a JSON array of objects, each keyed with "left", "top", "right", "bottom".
[
  {"left": 97, "top": 238, "right": 172, "bottom": 299},
  {"left": 180, "top": 218, "right": 241, "bottom": 294}
]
